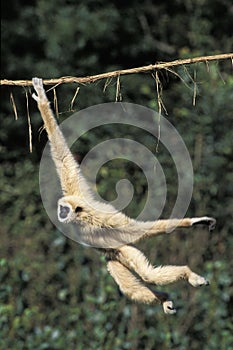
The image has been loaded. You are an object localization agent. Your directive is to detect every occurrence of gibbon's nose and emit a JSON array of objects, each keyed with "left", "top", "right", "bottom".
[{"left": 59, "top": 205, "right": 70, "bottom": 219}]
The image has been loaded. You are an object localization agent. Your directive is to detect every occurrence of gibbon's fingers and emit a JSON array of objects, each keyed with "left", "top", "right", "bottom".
[
  {"left": 191, "top": 216, "right": 216, "bottom": 231},
  {"left": 32, "top": 78, "right": 47, "bottom": 101}
]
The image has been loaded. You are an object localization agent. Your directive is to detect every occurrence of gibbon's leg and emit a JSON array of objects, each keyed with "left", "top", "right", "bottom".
[
  {"left": 32, "top": 77, "right": 87, "bottom": 197},
  {"left": 107, "top": 260, "right": 176, "bottom": 314},
  {"left": 137, "top": 216, "right": 216, "bottom": 240},
  {"left": 118, "top": 245, "right": 209, "bottom": 287}
]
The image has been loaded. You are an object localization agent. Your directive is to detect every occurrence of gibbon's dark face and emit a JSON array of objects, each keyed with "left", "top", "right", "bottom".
[{"left": 59, "top": 205, "right": 71, "bottom": 219}]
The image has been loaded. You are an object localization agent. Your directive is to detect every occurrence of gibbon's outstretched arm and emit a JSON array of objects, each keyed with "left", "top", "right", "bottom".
[
  {"left": 32, "top": 77, "right": 216, "bottom": 314},
  {"left": 32, "top": 77, "right": 89, "bottom": 197},
  {"left": 32, "top": 77, "right": 215, "bottom": 245}
]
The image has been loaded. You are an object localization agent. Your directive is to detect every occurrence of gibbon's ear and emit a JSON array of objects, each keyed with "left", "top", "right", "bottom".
[{"left": 75, "top": 206, "right": 83, "bottom": 213}]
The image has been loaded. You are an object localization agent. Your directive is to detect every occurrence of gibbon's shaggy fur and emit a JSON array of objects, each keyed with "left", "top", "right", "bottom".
[{"left": 32, "top": 77, "right": 216, "bottom": 314}]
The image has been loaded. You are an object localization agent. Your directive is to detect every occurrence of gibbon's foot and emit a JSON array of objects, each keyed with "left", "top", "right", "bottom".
[
  {"left": 163, "top": 300, "right": 176, "bottom": 314},
  {"left": 188, "top": 272, "right": 209, "bottom": 287},
  {"left": 191, "top": 216, "right": 216, "bottom": 231},
  {"left": 154, "top": 290, "right": 176, "bottom": 314}
]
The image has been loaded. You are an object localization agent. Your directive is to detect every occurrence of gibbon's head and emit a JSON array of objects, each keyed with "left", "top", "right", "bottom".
[{"left": 57, "top": 196, "right": 86, "bottom": 224}]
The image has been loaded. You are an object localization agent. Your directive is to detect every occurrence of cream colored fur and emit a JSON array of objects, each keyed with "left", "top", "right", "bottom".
[{"left": 32, "top": 77, "right": 216, "bottom": 314}]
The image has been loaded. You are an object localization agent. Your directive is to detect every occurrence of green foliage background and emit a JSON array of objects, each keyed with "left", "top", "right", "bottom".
[{"left": 1, "top": 1, "right": 232, "bottom": 349}]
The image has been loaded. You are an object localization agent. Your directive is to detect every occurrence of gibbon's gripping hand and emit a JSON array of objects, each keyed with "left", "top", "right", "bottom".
[
  {"left": 32, "top": 77, "right": 47, "bottom": 103},
  {"left": 191, "top": 217, "right": 216, "bottom": 232}
]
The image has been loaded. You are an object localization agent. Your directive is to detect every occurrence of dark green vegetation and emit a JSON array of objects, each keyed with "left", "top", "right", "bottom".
[{"left": 1, "top": 1, "right": 232, "bottom": 349}]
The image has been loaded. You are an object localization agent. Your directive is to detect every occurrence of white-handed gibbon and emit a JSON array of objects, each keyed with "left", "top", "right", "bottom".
[{"left": 32, "top": 77, "right": 216, "bottom": 314}]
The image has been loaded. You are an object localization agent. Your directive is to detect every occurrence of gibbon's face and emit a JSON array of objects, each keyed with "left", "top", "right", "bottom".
[{"left": 57, "top": 196, "right": 88, "bottom": 223}]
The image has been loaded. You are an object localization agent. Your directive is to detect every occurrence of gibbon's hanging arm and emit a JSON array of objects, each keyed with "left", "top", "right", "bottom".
[{"left": 32, "top": 77, "right": 216, "bottom": 314}]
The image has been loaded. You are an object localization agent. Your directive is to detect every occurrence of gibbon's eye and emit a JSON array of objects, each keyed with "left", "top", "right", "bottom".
[
  {"left": 59, "top": 205, "right": 70, "bottom": 219},
  {"left": 75, "top": 206, "right": 83, "bottom": 213}
]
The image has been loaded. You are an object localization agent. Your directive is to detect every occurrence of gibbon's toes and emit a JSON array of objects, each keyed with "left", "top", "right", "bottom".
[
  {"left": 163, "top": 301, "right": 176, "bottom": 315},
  {"left": 191, "top": 217, "right": 216, "bottom": 231},
  {"left": 188, "top": 273, "right": 209, "bottom": 287}
]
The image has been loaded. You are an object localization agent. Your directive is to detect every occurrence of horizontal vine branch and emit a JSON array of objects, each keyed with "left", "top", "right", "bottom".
[{"left": 1, "top": 53, "right": 232, "bottom": 87}]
